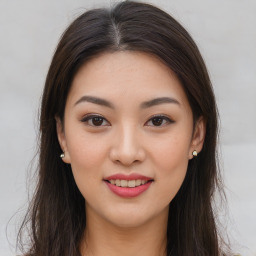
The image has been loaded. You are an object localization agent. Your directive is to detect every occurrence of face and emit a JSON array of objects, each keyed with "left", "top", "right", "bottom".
[{"left": 57, "top": 51, "right": 205, "bottom": 228}]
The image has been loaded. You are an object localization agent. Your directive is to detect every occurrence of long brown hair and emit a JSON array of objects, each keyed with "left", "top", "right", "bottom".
[{"left": 18, "top": 1, "right": 229, "bottom": 255}]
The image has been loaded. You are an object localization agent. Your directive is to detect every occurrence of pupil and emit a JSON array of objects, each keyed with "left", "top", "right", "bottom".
[
  {"left": 92, "top": 117, "right": 103, "bottom": 126},
  {"left": 152, "top": 117, "right": 163, "bottom": 126}
]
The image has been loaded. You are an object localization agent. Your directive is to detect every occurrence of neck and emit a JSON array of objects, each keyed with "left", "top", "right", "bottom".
[{"left": 81, "top": 206, "right": 168, "bottom": 256}]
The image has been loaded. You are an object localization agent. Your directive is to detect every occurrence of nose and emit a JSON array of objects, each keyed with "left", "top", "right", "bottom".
[{"left": 109, "top": 125, "right": 146, "bottom": 166}]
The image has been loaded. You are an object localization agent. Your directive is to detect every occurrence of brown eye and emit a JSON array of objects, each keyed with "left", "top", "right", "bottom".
[
  {"left": 151, "top": 117, "right": 164, "bottom": 126},
  {"left": 145, "top": 115, "right": 174, "bottom": 127},
  {"left": 81, "top": 115, "right": 110, "bottom": 127},
  {"left": 91, "top": 117, "right": 104, "bottom": 126}
]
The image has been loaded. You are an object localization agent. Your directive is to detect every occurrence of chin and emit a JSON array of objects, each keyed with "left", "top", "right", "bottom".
[
  {"left": 102, "top": 206, "right": 168, "bottom": 229},
  {"left": 108, "top": 215, "right": 151, "bottom": 229}
]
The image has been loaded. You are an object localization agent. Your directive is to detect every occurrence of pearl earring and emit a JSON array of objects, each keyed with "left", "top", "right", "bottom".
[
  {"left": 60, "top": 153, "right": 65, "bottom": 158},
  {"left": 192, "top": 150, "right": 198, "bottom": 157}
]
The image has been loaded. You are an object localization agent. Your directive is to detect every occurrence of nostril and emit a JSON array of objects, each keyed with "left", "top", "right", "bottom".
[{"left": 109, "top": 139, "right": 146, "bottom": 165}]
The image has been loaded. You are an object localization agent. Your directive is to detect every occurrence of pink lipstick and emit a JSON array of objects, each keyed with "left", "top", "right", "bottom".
[{"left": 104, "top": 174, "right": 153, "bottom": 198}]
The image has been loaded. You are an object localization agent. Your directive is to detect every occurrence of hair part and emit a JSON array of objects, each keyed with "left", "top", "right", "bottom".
[{"left": 18, "top": 1, "right": 230, "bottom": 255}]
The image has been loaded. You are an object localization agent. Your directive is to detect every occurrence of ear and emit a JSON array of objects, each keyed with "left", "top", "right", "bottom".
[
  {"left": 56, "top": 117, "right": 71, "bottom": 163},
  {"left": 188, "top": 117, "right": 206, "bottom": 159}
]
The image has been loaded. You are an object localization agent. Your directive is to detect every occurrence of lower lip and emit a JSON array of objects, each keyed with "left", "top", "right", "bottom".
[{"left": 105, "top": 181, "right": 152, "bottom": 198}]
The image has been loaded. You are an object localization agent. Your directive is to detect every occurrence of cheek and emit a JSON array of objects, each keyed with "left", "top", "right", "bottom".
[
  {"left": 65, "top": 131, "right": 109, "bottom": 199},
  {"left": 150, "top": 133, "right": 191, "bottom": 199},
  {"left": 66, "top": 130, "right": 108, "bottom": 171},
  {"left": 152, "top": 133, "right": 191, "bottom": 170}
]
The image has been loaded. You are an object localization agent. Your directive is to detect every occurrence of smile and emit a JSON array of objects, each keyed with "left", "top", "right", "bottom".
[
  {"left": 106, "top": 179, "right": 149, "bottom": 188},
  {"left": 103, "top": 174, "right": 154, "bottom": 198}
]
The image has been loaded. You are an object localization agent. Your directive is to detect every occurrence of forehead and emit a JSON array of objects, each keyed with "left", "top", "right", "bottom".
[{"left": 67, "top": 51, "right": 190, "bottom": 111}]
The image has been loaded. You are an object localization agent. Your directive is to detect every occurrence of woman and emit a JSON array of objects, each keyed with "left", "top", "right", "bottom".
[{"left": 18, "top": 1, "right": 230, "bottom": 255}]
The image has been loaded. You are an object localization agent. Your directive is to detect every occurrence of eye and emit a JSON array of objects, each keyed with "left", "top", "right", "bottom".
[
  {"left": 145, "top": 115, "right": 174, "bottom": 127},
  {"left": 81, "top": 114, "right": 110, "bottom": 127}
]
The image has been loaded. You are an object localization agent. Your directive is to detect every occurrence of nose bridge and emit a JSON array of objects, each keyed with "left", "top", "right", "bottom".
[
  {"left": 110, "top": 121, "right": 145, "bottom": 165},
  {"left": 120, "top": 124, "right": 138, "bottom": 152}
]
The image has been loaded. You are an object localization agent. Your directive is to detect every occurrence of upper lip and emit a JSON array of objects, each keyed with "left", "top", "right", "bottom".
[{"left": 104, "top": 173, "right": 153, "bottom": 181}]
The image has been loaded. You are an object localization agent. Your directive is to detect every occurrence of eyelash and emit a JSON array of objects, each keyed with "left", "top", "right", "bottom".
[
  {"left": 81, "top": 114, "right": 110, "bottom": 127},
  {"left": 81, "top": 114, "right": 174, "bottom": 127},
  {"left": 145, "top": 115, "right": 174, "bottom": 127}
]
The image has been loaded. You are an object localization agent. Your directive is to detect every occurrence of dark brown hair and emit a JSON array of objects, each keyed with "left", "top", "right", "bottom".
[{"left": 18, "top": 1, "right": 229, "bottom": 255}]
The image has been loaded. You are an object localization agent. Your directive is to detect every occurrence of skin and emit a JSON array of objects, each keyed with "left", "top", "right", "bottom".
[{"left": 56, "top": 51, "right": 205, "bottom": 256}]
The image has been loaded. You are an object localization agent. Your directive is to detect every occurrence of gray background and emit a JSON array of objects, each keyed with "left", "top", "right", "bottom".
[{"left": 0, "top": 0, "right": 255, "bottom": 255}]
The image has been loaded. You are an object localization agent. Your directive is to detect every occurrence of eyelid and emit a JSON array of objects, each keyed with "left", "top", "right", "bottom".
[
  {"left": 145, "top": 114, "right": 175, "bottom": 127},
  {"left": 80, "top": 114, "right": 110, "bottom": 126},
  {"left": 80, "top": 113, "right": 174, "bottom": 127}
]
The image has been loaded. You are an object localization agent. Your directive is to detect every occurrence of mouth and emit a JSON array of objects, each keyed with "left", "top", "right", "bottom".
[
  {"left": 104, "top": 179, "right": 153, "bottom": 188},
  {"left": 103, "top": 174, "right": 154, "bottom": 198}
]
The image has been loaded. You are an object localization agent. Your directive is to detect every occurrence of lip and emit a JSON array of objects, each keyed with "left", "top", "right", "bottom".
[
  {"left": 103, "top": 173, "right": 153, "bottom": 198},
  {"left": 104, "top": 173, "right": 153, "bottom": 181}
]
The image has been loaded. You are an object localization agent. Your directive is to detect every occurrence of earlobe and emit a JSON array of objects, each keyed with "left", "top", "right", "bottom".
[
  {"left": 189, "top": 117, "right": 206, "bottom": 159},
  {"left": 55, "top": 117, "right": 71, "bottom": 163}
]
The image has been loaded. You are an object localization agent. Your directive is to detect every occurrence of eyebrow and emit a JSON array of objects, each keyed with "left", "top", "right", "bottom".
[
  {"left": 74, "top": 95, "right": 114, "bottom": 109},
  {"left": 140, "top": 97, "right": 180, "bottom": 108},
  {"left": 74, "top": 95, "right": 180, "bottom": 109}
]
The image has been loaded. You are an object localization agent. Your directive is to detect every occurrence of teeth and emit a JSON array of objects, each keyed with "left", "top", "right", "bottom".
[
  {"left": 115, "top": 179, "right": 121, "bottom": 186},
  {"left": 128, "top": 180, "right": 136, "bottom": 188},
  {"left": 135, "top": 180, "right": 141, "bottom": 186},
  {"left": 108, "top": 179, "right": 149, "bottom": 187},
  {"left": 121, "top": 180, "right": 128, "bottom": 187}
]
